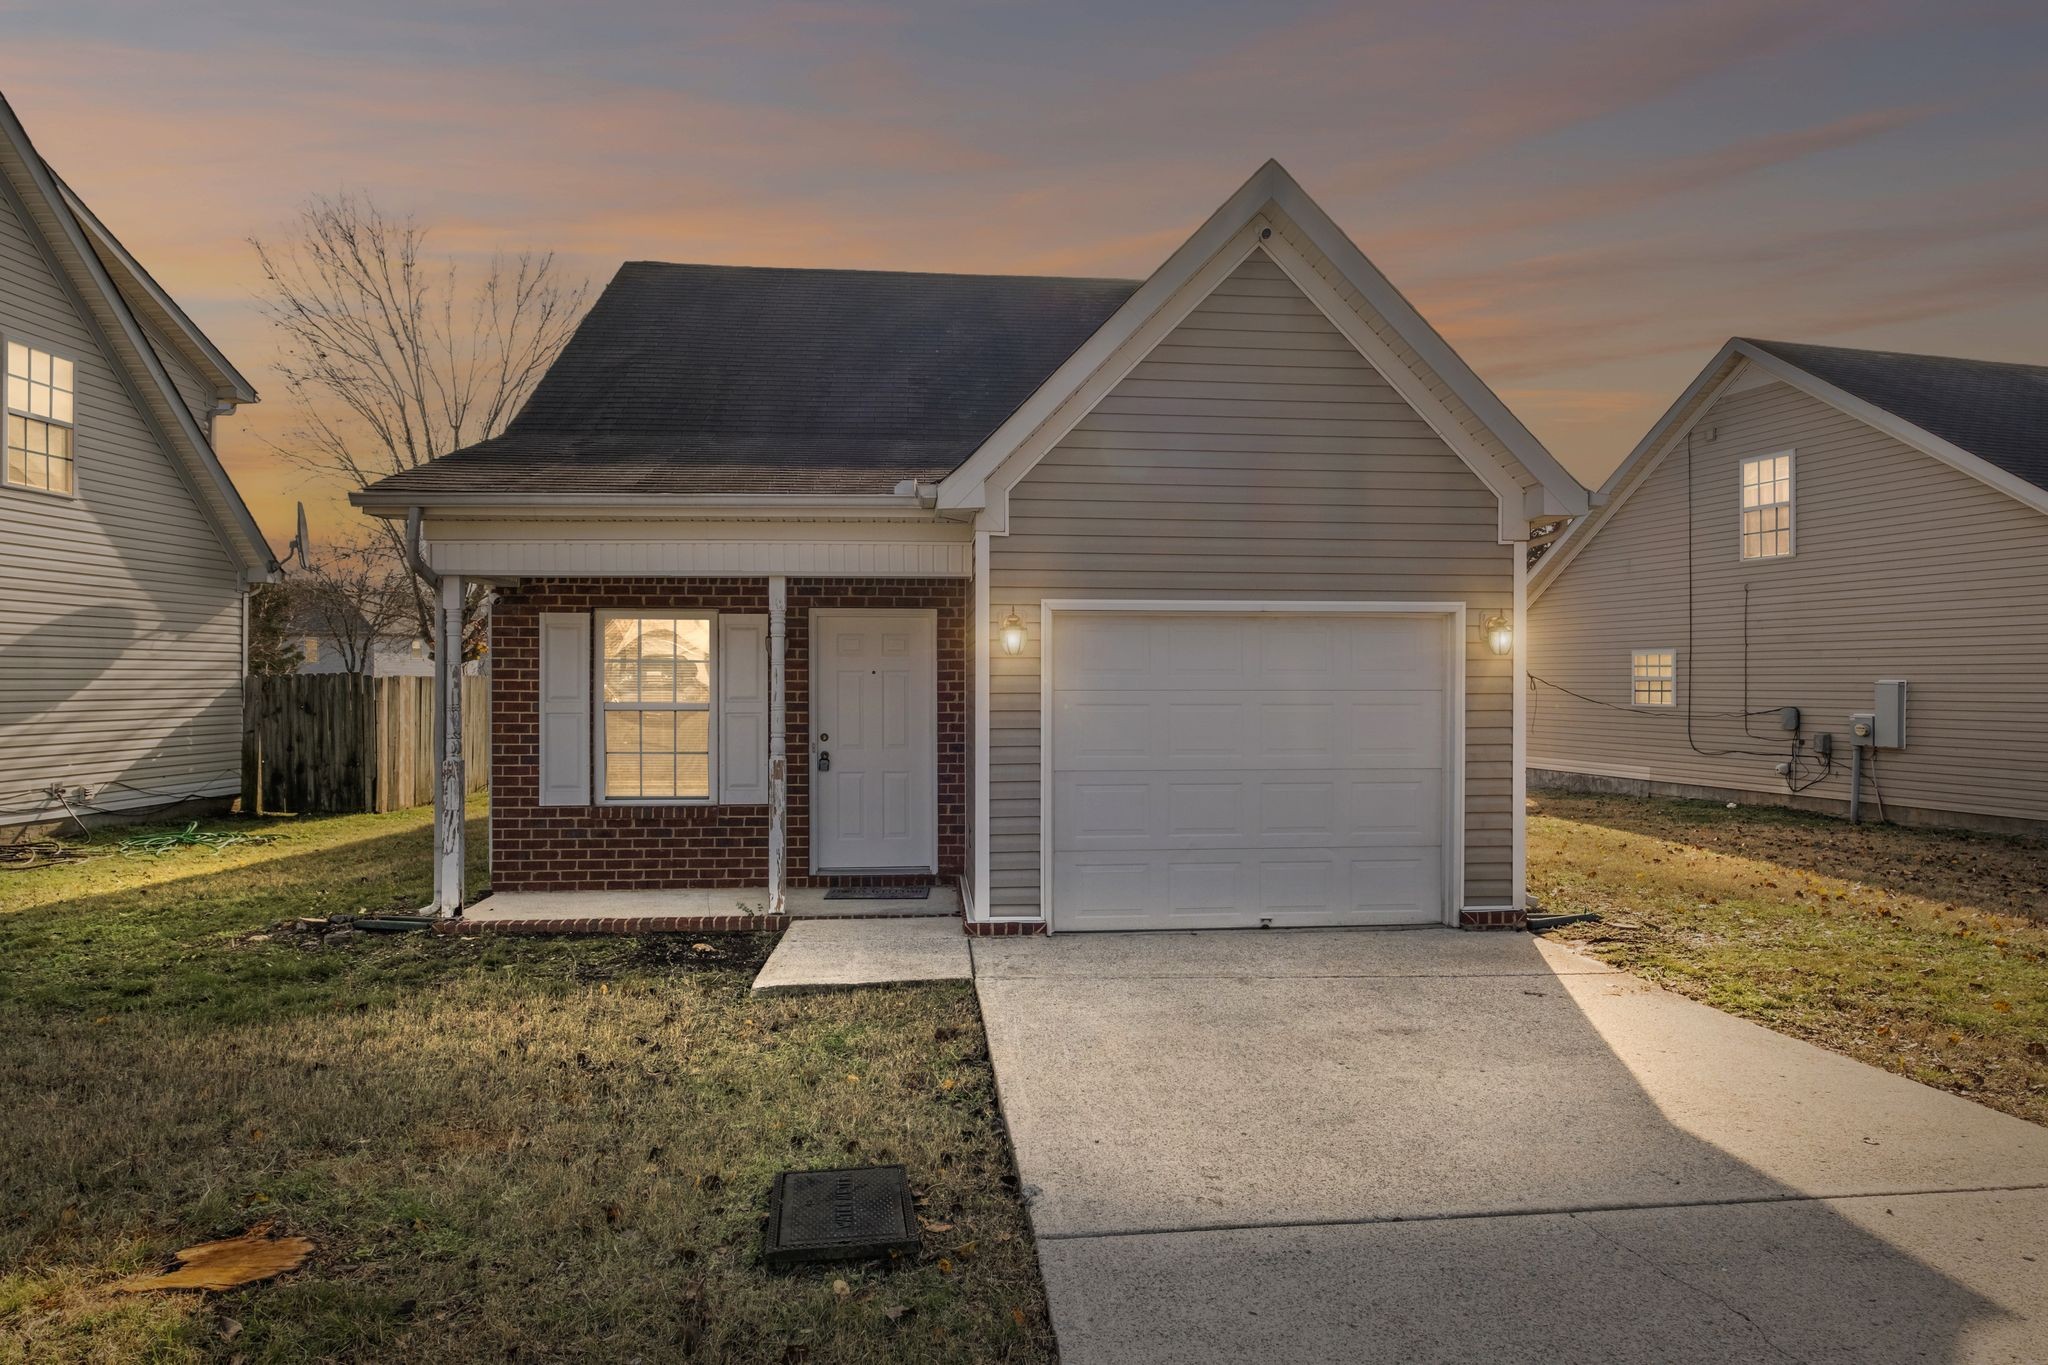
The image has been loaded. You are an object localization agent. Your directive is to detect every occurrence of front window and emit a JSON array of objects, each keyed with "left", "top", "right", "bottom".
[
  {"left": 601, "top": 615, "right": 713, "bottom": 800},
  {"left": 1740, "top": 453, "right": 1793, "bottom": 560},
  {"left": 1631, "top": 649, "right": 1676, "bottom": 707},
  {"left": 5, "top": 341, "right": 77, "bottom": 495}
]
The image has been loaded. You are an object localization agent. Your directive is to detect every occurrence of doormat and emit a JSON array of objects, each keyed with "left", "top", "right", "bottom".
[
  {"left": 822, "top": 885, "right": 932, "bottom": 901},
  {"left": 764, "top": 1165, "right": 920, "bottom": 1267}
]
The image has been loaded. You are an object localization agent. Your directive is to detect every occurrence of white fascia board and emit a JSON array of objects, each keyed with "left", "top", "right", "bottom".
[
  {"left": 979, "top": 218, "right": 1269, "bottom": 510},
  {"left": 58, "top": 177, "right": 258, "bottom": 404},
  {"left": 1735, "top": 343, "right": 2048, "bottom": 521},
  {"left": 353, "top": 492, "right": 932, "bottom": 519},
  {"left": 1529, "top": 342, "right": 1748, "bottom": 602},
  {"left": 937, "top": 160, "right": 1291, "bottom": 512},
  {"left": 0, "top": 100, "right": 276, "bottom": 579},
  {"left": 940, "top": 159, "right": 1584, "bottom": 537},
  {"left": 1257, "top": 231, "right": 1527, "bottom": 542},
  {"left": 1263, "top": 169, "right": 1587, "bottom": 517}
]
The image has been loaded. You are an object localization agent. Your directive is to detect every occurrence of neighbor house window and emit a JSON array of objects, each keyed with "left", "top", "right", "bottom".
[
  {"left": 1631, "top": 649, "right": 1676, "bottom": 707},
  {"left": 600, "top": 614, "right": 713, "bottom": 800},
  {"left": 5, "top": 341, "right": 77, "bottom": 495},
  {"left": 1739, "top": 452, "right": 1793, "bottom": 559}
]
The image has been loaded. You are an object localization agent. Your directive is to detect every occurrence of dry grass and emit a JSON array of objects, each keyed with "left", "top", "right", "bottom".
[
  {"left": 1531, "top": 794, "right": 2048, "bottom": 1126},
  {"left": 0, "top": 805, "right": 1052, "bottom": 1363}
]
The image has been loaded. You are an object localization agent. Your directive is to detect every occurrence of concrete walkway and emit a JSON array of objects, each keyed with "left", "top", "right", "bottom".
[
  {"left": 752, "top": 917, "right": 971, "bottom": 993},
  {"left": 972, "top": 929, "right": 2048, "bottom": 1364}
]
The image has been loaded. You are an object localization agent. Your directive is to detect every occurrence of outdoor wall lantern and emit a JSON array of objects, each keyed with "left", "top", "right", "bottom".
[
  {"left": 1483, "top": 611, "right": 1513, "bottom": 656},
  {"left": 998, "top": 610, "right": 1027, "bottom": 656}
]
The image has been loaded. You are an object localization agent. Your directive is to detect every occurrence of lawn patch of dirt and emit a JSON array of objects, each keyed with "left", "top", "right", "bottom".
[{"left": 1531, "top": 794, "right": 2048, "bottom": 1127}]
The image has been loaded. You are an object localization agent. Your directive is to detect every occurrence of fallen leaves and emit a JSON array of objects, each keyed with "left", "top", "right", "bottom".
[{"left": 114, "top": 1224, "right": 313, "bottom": 1293}]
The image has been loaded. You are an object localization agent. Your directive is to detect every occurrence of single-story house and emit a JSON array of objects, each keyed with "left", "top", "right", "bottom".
[
  {"left": 1528, "top": 339, "right": 2048, "bottom": 834},
  {"left": 292, "top": 607, "right": 434, "bottom": 677},
  {"left": 355, "top": 161, "right": 1588, "bottom": 930},
  {"left": 0, "top": 92, "right": 273, "bottom": 838}
]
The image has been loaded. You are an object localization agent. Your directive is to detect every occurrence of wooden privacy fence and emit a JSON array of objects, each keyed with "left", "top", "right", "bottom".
[{"left": 242, "top": 674, "right": 489, "bottom": 815}]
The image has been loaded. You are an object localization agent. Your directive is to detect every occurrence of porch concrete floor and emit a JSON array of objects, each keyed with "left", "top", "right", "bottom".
[{"left": 459, "top": 884, "right": 961, "bottom": 923}]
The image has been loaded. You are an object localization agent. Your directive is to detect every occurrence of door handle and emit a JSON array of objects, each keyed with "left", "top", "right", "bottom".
[{"left": 818, "top": 751, "right": 831, "bottom": 772}]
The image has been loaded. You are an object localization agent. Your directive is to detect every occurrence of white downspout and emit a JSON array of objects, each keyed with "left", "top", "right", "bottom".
[{"left": 767, "top": 575, "right": 788, "bottom": 917}]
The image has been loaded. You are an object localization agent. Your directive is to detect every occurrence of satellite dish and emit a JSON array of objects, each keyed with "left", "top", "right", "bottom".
[{"left": 282, "top": 501, "right": 310, "bottom": 570}]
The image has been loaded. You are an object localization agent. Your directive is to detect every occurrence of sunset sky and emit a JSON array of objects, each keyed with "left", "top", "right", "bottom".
[{"left": 4, "top": 0, "right": 2044, "bottom": 550}]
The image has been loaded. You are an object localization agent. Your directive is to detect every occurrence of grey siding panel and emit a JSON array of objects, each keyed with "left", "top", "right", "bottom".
[
  {"left": 989, "top": 250, "right": 1514, "bottom": 913},
  {"left": 1528, "top": 379, "right": 2048, "bottom": 824},
  {"left": 0, "top": 183, "right": 243, "bottom": 824}
]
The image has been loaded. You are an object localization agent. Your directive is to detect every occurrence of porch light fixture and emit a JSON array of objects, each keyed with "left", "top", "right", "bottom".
[
  {"left": 1483, "top": 611, "right": 1513, "bottom": 656},
  {"left": 998, "top": 610, "right": 1026, "bottom": 656}
]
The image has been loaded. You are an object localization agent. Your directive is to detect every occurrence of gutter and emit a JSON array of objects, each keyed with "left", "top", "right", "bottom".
[{"left": 351, "top": 491, "right": 930, "bottom": 514}]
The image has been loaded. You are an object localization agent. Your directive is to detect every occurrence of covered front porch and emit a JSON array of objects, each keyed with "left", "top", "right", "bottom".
[{"left": 405, "top": 529, "right": 976, "bottom": 927}]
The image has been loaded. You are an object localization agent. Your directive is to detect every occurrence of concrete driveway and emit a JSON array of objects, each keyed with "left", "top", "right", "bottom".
[{"left": 972, "top": 929, "right": 2048, "bottom": 1364}]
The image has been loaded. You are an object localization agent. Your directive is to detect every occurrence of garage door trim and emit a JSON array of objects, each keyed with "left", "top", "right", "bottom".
[{"left": 1039, "top": 599, "right": 1467, "bottom": 933}]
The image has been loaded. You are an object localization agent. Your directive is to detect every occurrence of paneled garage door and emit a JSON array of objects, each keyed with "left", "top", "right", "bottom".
[{"left": 1047, "top": 609, "right": 1454, "bottom": 931}]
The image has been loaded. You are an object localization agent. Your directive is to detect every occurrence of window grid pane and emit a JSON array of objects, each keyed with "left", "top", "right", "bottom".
[
  {"left": 600, "top": 615, "right": 713, "bottom": 800},
  {"left": 5, "top": 344, "right": 76, "bottom": 494},
  {"left": 1631, "top": 650, "right": 1676, "bottom": 707},
  {"left": 1739, "top": 455, "right": 1792, "bottom": 559},
  {"left": 6, "top": 414, "right": 72, "bottom": 494}
]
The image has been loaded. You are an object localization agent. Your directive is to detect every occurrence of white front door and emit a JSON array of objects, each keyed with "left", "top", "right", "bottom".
[
  {"left": 811, "top": 610, "right": 938, "bottom": 872},
  {"left": 1048, "top": 610, "right": 1455, "bottom": 931}
]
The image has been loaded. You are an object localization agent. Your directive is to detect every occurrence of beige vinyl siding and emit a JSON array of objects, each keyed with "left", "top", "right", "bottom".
[
  {"left": 988, "top": 251, "right": 1515, "bottom": 912},
  {"left": 1529, "top": 377, "right": 2048, "bottom": 826},
  {"left": 0, "top": 175, "right": 244, "bottom": 824}
]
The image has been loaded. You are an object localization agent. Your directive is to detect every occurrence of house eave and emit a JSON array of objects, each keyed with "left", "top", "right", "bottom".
[{"left": 352, "top": 489, "right": 942, "bottom": 521}]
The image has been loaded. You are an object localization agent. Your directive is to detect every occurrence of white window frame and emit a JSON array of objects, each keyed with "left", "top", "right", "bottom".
[
  {"left": 1630, "top": 648, "right": 1677, "bottom": 708},
  {"left": 2, "top": 334, "right": 80, "bottom": 499},
  {"left": 1738, "top": 450, "right": 1795, "bottom": 561},
  {"left": 593, "top": 609, "right": 719, "bottom": 806}
]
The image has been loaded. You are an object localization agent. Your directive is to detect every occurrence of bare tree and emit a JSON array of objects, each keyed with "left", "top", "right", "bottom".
[
  {"left": 251, "top": 193, "right": 588, "bottom": 653},
  {"left": 245, "top": 583, "right": 303, "bottom": 676},
  {"left": 290, "top": 536, "right": 414, "bottom": 675}
]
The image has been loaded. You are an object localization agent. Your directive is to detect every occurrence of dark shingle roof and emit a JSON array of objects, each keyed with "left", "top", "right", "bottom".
[
  {"left": 364, "top": 262, "right": 1140, "bottom": 499},
  {"left": 1744, "top": 339, "right": 2048, "bottom": 495}
]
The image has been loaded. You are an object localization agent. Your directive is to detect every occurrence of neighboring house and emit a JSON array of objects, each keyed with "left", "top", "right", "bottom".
[
  {"left": 292, "top": 612, "right": 434, "bottom": 677},
  {"left": 291, "top": 612, "right": 484, "bottom": 678},
  {"left": 1529, "top": 338, "right": 2048, "bottom": 835},
  {"left": 356, "top": 161, "right": 1588, "bottom": 929},
  {"left": 0, "top": 94, "right": 273, "bottom": 836}
]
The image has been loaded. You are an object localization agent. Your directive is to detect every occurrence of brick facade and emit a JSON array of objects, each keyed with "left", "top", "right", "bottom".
[{"left": 490, "top": 576, "right": 969, "bottom": 892}]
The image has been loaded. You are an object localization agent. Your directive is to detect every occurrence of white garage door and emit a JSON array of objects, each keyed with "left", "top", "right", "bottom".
[{"left": 1048, "top": 610, "right": 1453, "bottom": 931}]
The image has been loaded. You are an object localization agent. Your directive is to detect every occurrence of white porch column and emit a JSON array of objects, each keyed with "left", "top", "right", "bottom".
[
  {"left": 432, "top": 573, "right": 467, "bottom": 916},
  {"left": 767, "top": 574, "right": 788, "bottom": 916}
]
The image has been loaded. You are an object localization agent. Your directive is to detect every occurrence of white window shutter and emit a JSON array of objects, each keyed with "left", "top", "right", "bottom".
[
  {"left": 718, "top": 614, "right": 769, "bottom": 804},
  {"left": 538, "top": 612, "right": 591, "bottom": 806}
]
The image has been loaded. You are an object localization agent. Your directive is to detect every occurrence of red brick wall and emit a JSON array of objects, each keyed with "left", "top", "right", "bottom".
[{"left": 490, "top": 577, "right": 968, "bottom": 892}]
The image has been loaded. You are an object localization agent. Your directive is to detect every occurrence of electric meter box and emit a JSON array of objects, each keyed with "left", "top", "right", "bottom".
[{"left": 1874, "top": 680, "right": 1908, "bottom": 749}]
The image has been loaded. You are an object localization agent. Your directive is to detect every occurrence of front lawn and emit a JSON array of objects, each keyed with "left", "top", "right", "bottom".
[
  {"left": 1530, "top": 794, "right": 2048, "bottom": 1126},
  {"left": 0, "top": 804, "right": 1052, "bottom": 1363}
]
